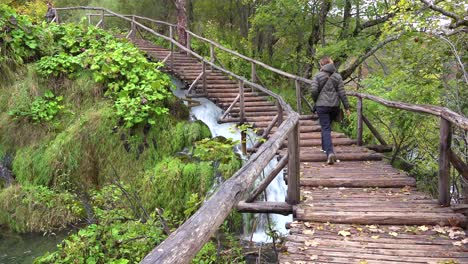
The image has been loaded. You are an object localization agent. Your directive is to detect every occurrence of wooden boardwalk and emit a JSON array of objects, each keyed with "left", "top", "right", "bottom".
[{"left": 133, "top": 39, "right": 468, "bottom": 263}]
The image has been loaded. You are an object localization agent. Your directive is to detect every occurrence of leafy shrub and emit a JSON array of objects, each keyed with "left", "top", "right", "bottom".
[
  {"left": 0, "top": 5, "right": 50, "bottom": 64},
  {"left": 35, "top": 184, "right": 167, "bottom": 264},
  {"left": 36, "top": 53, "right": 82, "bottom": 77},
  {"left": 8, "top": 90, "right": 64, "bottom": 123}
]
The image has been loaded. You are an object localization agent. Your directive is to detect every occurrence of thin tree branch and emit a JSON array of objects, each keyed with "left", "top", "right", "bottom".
[
  {"left": 419, "top": 0, "right": 468, "bottom": 29},
  {"left": 341, "top": 33, "right": 403, "bottom": 79}
]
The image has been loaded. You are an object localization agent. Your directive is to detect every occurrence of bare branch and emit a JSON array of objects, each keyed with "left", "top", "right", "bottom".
[
  {"left": 438, "top": 35, "right": 468, "bottom": 84},
  {"left": 419, "top": 0, "right": 468, "bottom": 29},
  {"left": 341, "top": 33, "right": 403, "bottom": 80}
]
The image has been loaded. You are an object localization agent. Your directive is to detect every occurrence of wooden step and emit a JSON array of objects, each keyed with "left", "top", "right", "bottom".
[
  {"left": 281, "top": 222, "right": 468, "bottom": 263},
  {"left": 295, "top": 187, "right": 466, "bottom": 226},
  {"left": 284, "top": 138, "right": 357, "bottom": 148}
]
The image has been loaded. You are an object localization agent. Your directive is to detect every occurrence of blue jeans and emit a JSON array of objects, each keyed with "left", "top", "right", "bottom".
[{"left": 316, "top": 106, "right": 340, "bottom": 156}]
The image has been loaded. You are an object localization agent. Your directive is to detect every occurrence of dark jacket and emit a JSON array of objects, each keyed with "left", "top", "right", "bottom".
[{"left": 310, "top": 63, "right": 349, "bottom": 109}]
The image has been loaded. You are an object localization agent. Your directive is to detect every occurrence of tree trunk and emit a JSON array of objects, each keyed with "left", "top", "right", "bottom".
[{"left": 174, "top": 0, "right": 187, "bottom": 47}]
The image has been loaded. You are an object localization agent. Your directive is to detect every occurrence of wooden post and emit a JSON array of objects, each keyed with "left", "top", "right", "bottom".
[
  {"left": 251, "top": 62, "right": 257, "bottom": 83},
  {"left": 169, "top": 26, "right": 174, "bottom": 70},
  {"left": 362, "top": 115, "right": 387, "bottom": 145},
  {"left": 130, "top": 16, "right": 136, "bottom": 41},
  {"left": 101, "top": 10, "right": 105, "bottom": 29},
  {"left": 287, "top": 122, "right": 300, "bottom": 205},
  {"left": 239, "top": 80, "right": 246, "bottom": 155},
  {"left": 210, "top": 44, "right": 215, "bottom": 70},
  {"left": 438, "top": 118, "right": 451, "bottom": 206},
  {"left": 186, "top": 32, "right": 191, "bottom": 51},
  {"left": 239, "top": 80, "right": 245, "bottom": 122},
  {"left": 202, "top": 61, "right": 207, "bottom": 95},
  {"left": 357, "top": 96, "right": 363, "bottom": 146},
  {"left": 87, "top": 14, "right": 91, "bottom": 25},
  {"left": 295, "top": 80, "right": 301, "bottom": 114},
  {"left": 276, "top": 101, "right": 283, "bottom": 126}
]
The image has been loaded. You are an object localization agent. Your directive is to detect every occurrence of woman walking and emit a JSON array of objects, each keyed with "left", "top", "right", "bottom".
[{"left": 310, "top": 56, "right": 350, "bottom": 165}]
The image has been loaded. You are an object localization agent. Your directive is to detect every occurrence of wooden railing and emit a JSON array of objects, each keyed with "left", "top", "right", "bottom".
[
  {"left": 348, "top": 92, "right": 468, "bottom": 206},
  {"left": 53, "top": 7, "right": 300, "bottom": 264}
]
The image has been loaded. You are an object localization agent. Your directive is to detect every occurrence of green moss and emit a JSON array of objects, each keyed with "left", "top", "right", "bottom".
[
  {"left": 139, "top": 157, "right": 214, "bottom": 217},
  {"left": 0, "top": 185, "right": 84, "bottom": 233}
]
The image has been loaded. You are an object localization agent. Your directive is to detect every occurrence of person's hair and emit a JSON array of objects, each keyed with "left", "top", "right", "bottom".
[{"left": 319, "top": 56, "right": 333, "bottom": 66}]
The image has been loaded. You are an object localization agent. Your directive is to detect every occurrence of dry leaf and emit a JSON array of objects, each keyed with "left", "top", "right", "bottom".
[
  {"left": 338, "top": 230, "right": 351, "bottom": 237},
  {"left": 371, "top": 235, "right": 380, "bottom": 239},
  {"left": 433, "top": 226, "right": 447, "bottom": 234},
  {"left": 305, "top": 240, "right": 319, "bottom": 247},
  {"left": 298, "top": 246, "right": 308, "bottom": 251},
  {"left": 359, "top": 261, "right": 368, "bottom": 264},
  {"left": 453, "top": 241, "right": 463, "bottom": 247},
  {"left": 418, "top": 225, "right": 429, "bottom": 232},
  {"left": 304, "top": 222, "right": 313, "bottom": 228},
  {"left": 310, "top": 255, "right": 318, "bottom": 260},
  {"left": 303, "top": 229, "right": 315, "bottom": 235},
  {"left": 389, "top": 232, "right": 398, "bottom": 237}
]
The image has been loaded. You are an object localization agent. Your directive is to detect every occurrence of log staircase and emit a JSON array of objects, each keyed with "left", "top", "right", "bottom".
[{"left": 134, "top": 39, "right": 468, "bottom": 263}]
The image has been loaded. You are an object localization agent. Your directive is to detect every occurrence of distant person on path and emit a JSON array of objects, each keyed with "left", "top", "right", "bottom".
[
  {"left": 45, "top": 1, "right": 57, "bottom": 23},
  {"left": 310, "top": 56, "right": 350, "bottom": 165}
]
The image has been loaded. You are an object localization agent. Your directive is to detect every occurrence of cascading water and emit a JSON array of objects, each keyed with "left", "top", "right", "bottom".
[{"left": 172, "top": 78, "right": 292, "bottom": 243}]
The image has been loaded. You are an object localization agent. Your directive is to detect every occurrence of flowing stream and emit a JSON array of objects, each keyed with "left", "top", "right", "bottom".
[{"left": 173, "top": 78, "right": 292, "bottom": 243}]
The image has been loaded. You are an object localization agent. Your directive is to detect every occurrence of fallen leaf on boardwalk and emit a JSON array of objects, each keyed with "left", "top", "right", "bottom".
[
  {"left": 303, "top": 229, "right": 315, "bottom": 235},
  {"left": 338, "top": 230, "right": 351, "bottom": 237},
  {"left": 298, "top": 246, "right": 308, "bottom": 251},
  {"left": 339, "top": 187, "right": 346, "bottom": 190},
  {"left": 310, "top": 255, "right": 318, "bottom": 260},
  {"left": 389, "top": 232, "right": 399, "bottom": 237},
  {"left": 461, "top": 238, "right": 468, "bottom": 244},
  {"left": 371, "top": 235, "right": 380, "bottom": 239},
  {"left": 432, "top": 225, "right": 447, "bottom": 234},
  {"left": 453, "top": 241, "right": 463, "bottom": 246},
  {"left": 316, "top": 225, "right": 324, "bottom": 230},
  {"left": 359, "top": 261, "right": 368, "bottom": 264},
  {"left": 294, "top": 261, "right": 307, "bottom": 264},
  {"left": 304, "top": 222, "right": 313, "bottom": 228},
  {"left": 305, "top": 240, "right": 319, "bottom": 247},
  {"left": 418, "top": 225, "right": 429, "bottom": 232},
  {"left": 389, "top": 226, "right": 401, "bottom": 231},
  {"left": 449, "top": 229, "right": 465, "bottom": 239}
]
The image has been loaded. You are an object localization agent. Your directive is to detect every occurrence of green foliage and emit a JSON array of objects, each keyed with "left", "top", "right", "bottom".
[
  {"left": 193, "top": 242, "right": 217, "bottom": 264},
  {"left": 0, "top": 5, "right": 46, "bottom": 64},
  {"left": 35, "top": 184, "right": 167, "bottom": 264},
  {"left": 0, "top": 185, "right": 84, "bottom": 233},
  {"left": 194, "top": 138, "right": 238, "bottom": 163},
  {"left": 194, "top": 137, "right": 242, "bottom": 179},
  {"left": 8, "top": 90, "right": 64, "bottom": 123},
  {"left": 36, "top": 53, "right": 82, "bottom": 77},
  {"left": 33, "top": 23, "right": 173, "bottom": 128},
  {"left": 139, "top": 157, "right": 214, "bottom": 220}
]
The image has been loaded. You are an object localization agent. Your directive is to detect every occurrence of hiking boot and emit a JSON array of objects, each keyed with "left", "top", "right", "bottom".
[{"left": 327, "top": 153, "right": 336, "bottom": 165}]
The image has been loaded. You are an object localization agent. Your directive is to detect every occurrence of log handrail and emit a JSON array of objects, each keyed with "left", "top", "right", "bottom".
[
  {"left": 53, "top": 7, "right": 300, "bottom": 264},
  {"left": 348, "top": 91, "right": 468, "bottom": 207},
  {"left": 347, "top": 92, "right": 468, "bottom": 130}
]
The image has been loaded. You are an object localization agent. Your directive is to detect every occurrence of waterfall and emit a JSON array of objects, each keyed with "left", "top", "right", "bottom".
[{"left": 172, "top": 77, "right": 292, "bottom": 243}]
